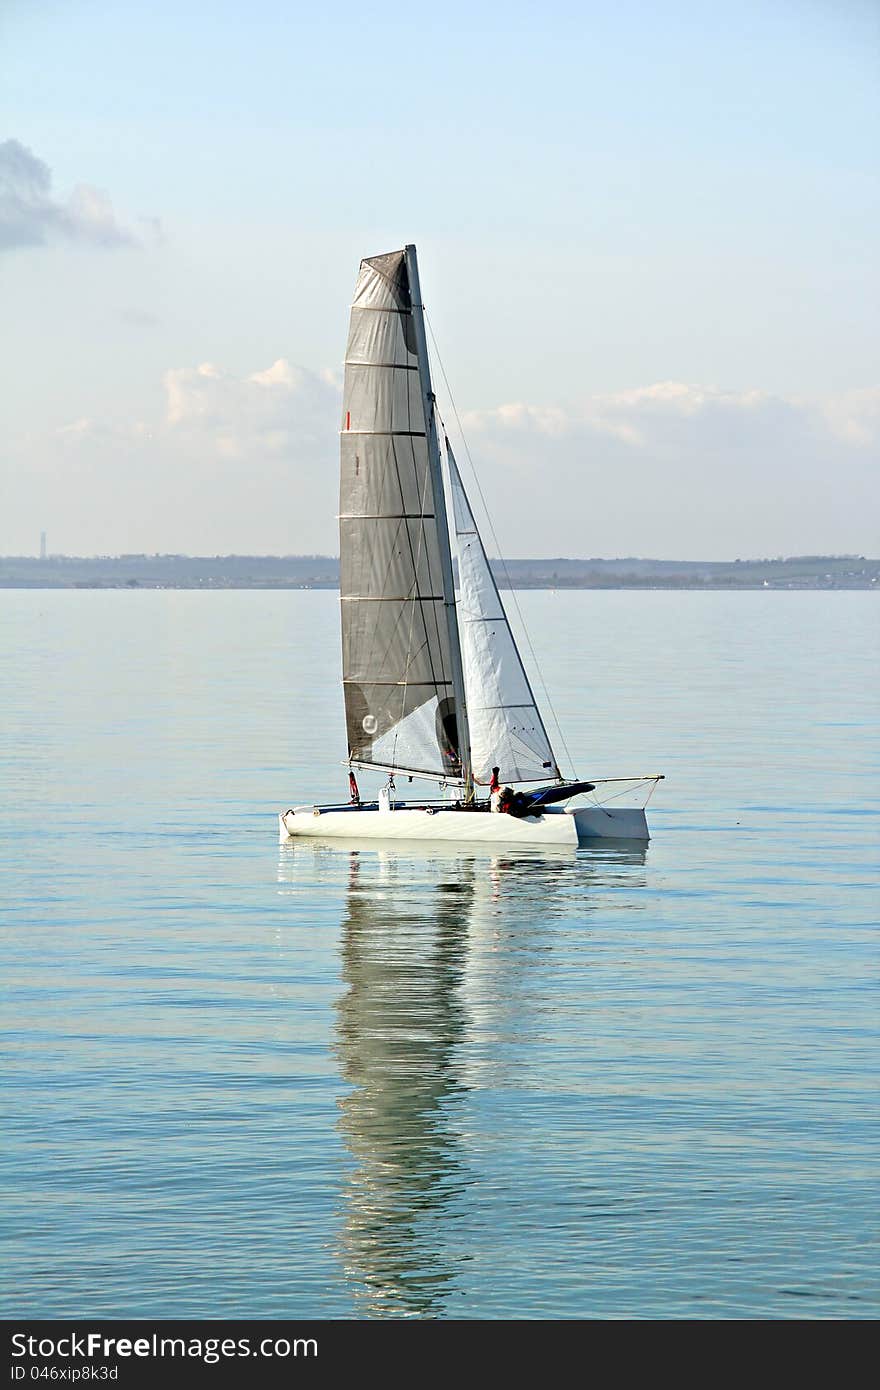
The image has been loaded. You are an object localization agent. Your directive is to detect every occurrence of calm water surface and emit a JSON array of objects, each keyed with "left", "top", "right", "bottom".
[{"left": 2, "top": 590, "right": 878, "bottom": 1318}]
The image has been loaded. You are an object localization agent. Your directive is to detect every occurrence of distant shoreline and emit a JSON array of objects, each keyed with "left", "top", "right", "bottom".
[{"left": 1, "top": 554, "right": 877, "bottom": 591}]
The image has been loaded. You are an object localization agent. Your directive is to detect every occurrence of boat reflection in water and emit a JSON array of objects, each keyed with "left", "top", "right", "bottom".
[
  {"left": 336, "top": 847, "right": 474, "bottom": 1317},
  {"left": 278, "top": 838, "right": 647, "bottom": 1317}
]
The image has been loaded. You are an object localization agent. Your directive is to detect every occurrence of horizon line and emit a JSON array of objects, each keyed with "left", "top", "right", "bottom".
[{"left": 2, "top": 551, "right": 874, "bottom": 565}]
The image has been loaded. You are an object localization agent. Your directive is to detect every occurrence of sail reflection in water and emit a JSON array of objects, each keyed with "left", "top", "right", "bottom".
[{"left": 279, "top": 839, "right": 647, "bottom": 1317}]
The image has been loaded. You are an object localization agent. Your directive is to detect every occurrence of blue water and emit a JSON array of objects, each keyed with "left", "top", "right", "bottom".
[{"left": 2, "top": 590, "right": 878, "bottom": 1318}]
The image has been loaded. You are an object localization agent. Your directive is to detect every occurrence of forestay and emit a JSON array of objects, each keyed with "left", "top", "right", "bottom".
[
  {"left": 339, "top": 251, "right": 463, "bottom": 781},
  {"left": 446, "top": 442, "right": 561, "bottom": 785}
]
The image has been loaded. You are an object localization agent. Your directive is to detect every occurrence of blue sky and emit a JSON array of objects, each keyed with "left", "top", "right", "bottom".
[{"left": 1, "top": 0, "right": 878, "bottom": 556}]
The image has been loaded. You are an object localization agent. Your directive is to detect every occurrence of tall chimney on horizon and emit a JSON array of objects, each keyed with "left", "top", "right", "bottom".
[{"left": 40, "top": 531, "right": 47, "bottom": 560}]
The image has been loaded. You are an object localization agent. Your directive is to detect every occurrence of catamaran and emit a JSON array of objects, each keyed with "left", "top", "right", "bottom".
[{"left": 279, "top": 245, "right": 662, "bottom": 845}]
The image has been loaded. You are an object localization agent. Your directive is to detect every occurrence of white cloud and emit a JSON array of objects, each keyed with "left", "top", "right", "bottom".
[
  {"left": 457, "top": 381, "right": 879, "bottom": 557},
  {"left": 3, "top": 358, "right": 343, "bottom": 554},
  {"left": 3, "top": 364, "right": 877, "bottom": 558},
  {"left": 162, "top": 358, "right": 339, "bottom": 459},
  {"left": 464, "top": 382, "right": 823, "bottom": 451},
  {"left": 820, "top": 386, "right": 880, "bottom": 448},
  {"left": 0, "top": 139, "right": 137, "bottom": 251}
]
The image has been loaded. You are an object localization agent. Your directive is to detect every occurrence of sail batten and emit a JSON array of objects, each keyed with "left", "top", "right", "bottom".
[{"left": 339, "top": 249, "right": 464, "bottom": 781}]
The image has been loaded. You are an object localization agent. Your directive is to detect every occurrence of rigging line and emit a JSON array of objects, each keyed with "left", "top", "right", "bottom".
[
  {"left": 355, "top": 490, "right": 401, "bottom": 686},
  {"left": 585, "top": 779, "right": 653, "bottom": 807},
  {"left": 407, "top": 399, "right": 449, "bottom": 733},
  {"left": 390, "top": 385, "right": 441, "bottom": 774},
  {"left": 392, "top": 498, "right": 429, "bottom": 770},
  {"left": 347, "top": 260, "right": 423, "bottom": 695},
  {"left": 398, "top": 433, "right": 449, "bottom": 720},
  {"left": 407, "top": 424, "right": 450, "bottom": 728},
  {"left": 425, "top": 314, "right": 576, "bottom": 779},
  {"left": 365, "top": 480, "right": 432, "bottom": 719},
  {"left": 349, "top": 508, "right": 427, "bottom": 732},
  {"left": 343, "top": 266, "right": 432, "bottom": 769},
  {"left": 391, "top": 468, "right": 431, "bottom": 772},
  {"left": 351, "top": 450, "right": 439, "bottom": 753},
  {"left": 447, "top": 442, "right": 561, "bottom": 779}
]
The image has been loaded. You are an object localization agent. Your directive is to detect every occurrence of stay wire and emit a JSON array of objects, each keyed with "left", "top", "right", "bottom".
[{"left": 424, "top": 310, "right": 578, "bottom": 781}]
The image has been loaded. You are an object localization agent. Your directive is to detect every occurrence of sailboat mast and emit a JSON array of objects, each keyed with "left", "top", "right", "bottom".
[{"left": 404, "top": 244, "right": 473, "bottom": 798}]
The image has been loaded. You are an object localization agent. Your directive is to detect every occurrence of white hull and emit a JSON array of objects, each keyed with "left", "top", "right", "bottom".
[{"left": 278, "top": 803, "right": 649, "bottom": 845}]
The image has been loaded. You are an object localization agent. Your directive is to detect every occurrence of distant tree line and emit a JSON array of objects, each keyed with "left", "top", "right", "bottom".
[{"left": 0, "top": 553, "right": 877, "bottom": 589}]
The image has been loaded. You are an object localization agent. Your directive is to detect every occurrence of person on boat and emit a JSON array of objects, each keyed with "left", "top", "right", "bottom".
[{"left": 490, "top": 766, "right": 502, "bottom": 813}]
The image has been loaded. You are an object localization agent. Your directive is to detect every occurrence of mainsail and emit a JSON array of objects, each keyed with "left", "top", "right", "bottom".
[
  {"left": 446, "top": 442, "right": 561, "bottom": 785},
  {"left": 339, "top": 249, "right": 465, "bottom": 781}
]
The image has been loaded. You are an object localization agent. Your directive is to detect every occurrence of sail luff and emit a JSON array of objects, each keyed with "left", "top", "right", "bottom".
[{"left": 403, "top": 245, "right": 473, "bottom": 797}]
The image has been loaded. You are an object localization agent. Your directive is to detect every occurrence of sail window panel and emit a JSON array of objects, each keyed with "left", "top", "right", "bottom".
[
  {"left": 342, "top": 596, "right": 454, "bottom": 687},
  {"left": 340, "top": 434, "right": 432, "bottom": 520},
  {"left": 344, "top": 679, "right": 433, "bottom": 755},
  {"left": 343, "top": 363, "right": 424, "bottom": 436},
  {"left": 340, "top": 516, "right": 445, "bottom": 602},
  {"left": 345, "top": 305, "right": 416, "bottom": 372},
  {"left": 370, "top": 693, "right": 459, "bottom": 776},
  {"left": 344, "top": 684, "right": 458, "bottom": 778}
]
